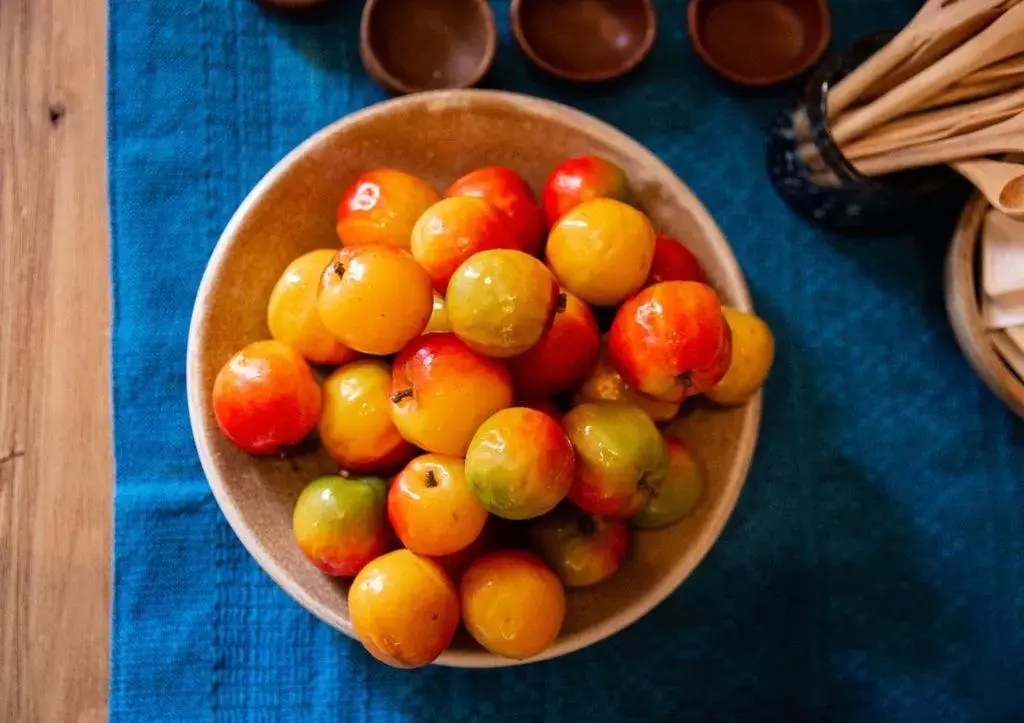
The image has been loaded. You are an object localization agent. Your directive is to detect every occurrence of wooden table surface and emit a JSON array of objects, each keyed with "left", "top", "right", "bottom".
[{"left": 1, "top": 0, "right": 112, "bottom": 720}]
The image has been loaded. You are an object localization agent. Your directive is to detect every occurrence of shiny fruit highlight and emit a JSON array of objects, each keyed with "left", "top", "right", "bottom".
[
  {"left": 319, "top": 359, "right": 415, "bottom": 473},
  {"left": 447, "top": 249, "right": 560, "bottom": 357},
  {"left": 349, "top": 550, "right": 460, "bottom": 668},
  {"left": 460, "top": 550, "right": 566, "bottom": 660},
  {"left": 546, "top": 198, "right": 655, "bottom": 306},
  {"left": 336, "top": 169, "right": 439, "bottom": 249},
  {"left": 608, "top": 281, "right": 732, "bottom": 402},
  {"left": 317, "top": 245, "right": 433, "bottom": 355},
  {"left": 267, "top": 249, "right": 358, "bottom": 365},
  {"left": 389, "top": 333, "right": 513, "bottom": 456},
  {"left": 388, "top": 454, "right": 489, "bottom": 557},
  {"left": 447, "top": 166, "right": 546, "bottom": 256},
  {"left": 465, "top": 407, "right": 574, "bottom": 520},
  {"left": 411, "top": 196, "right": 521, "bottom": 293},
  {"left": 292, "top": 475, "right": 390, "bottom": 576},
  {"left": 563, "top": 402, "right": 669, "bottom": 517},
  {"left": 212, "top": 340, "right": 321, "bottom": 456},
  {"left": 542, "top": 155, "right": 631, "bottom": 226}
]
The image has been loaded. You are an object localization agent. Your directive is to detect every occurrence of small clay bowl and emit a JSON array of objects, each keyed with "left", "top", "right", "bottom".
[
  {"left": 360, "top": 0, "right": 497, "bottom": 95},
  {"left": 187, "top": 90, "right": 761, "bottom": 667},
  {"left": 510, "top": 0, "right": 657, "bottom": 82},
  {"left": 688, "top": 0, "right": 831, "bottom": 86}
]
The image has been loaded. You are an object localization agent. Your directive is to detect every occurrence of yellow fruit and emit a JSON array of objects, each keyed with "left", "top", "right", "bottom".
[
  {"left": 267, "top": 249, "right": 358, "bottom": 365},
  {"left": 545, "top": 198, "right": 655, "bottom": 306},
  {"left": 705, "top": 307, "right": 774, "bottom": 406}
]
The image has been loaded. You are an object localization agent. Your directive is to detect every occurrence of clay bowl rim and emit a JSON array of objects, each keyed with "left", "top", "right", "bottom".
[
  {"left": 945, "top": 192, "right": 1024, "bottom": 420},
  {"left": 186, "top": 89, "right": 762, "bottom": 668},
  {"left": 359, "top": 0, "right": 498, "bottom": 95},
  {"left": 687, "top": 0, "right": 832, "bottom": 87},
  {"left": 509, "top": 0, "right": 657, "bottom": 83}
]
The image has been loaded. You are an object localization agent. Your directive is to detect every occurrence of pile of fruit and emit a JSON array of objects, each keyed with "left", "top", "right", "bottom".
[{"left": 211, "top": 156, "right": 775, "bottom": 668}]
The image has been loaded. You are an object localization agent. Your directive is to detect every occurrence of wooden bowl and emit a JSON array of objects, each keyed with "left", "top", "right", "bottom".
[
  {"left": 688, "top": 0, "right": 831, "bottom": 86},
  {"left": 945, "top": 193, "right": 1024, "bottom": 419},
  {"left": 186, "top": 90, "right": 762, "bottom": 667},
  {"left": 360, "top": 0, "right": 497, "bottom": 94},
  {"left": 510, "top": 0, "right": 657, "bottom": 82}
]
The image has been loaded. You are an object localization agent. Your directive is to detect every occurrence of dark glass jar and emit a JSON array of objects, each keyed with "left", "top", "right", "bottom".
[{"left": 766, "top": 33, "right": 956, "bottom": 235}]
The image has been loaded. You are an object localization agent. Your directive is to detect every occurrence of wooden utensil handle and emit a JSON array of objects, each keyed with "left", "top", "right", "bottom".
[
  {"left": 854, "top": 134, "right": 1022, "bottom": 176},
  {"left": 832, "top": 2, "right": 1024, "bottom": 144}
]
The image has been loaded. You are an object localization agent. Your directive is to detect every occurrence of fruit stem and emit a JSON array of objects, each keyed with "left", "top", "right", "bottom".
[
  {"left": 390, "top": 388, "right": 414, "bottom": 404},
  {"left": 637, "top": 474, "right": 659, "bottom": 499},
  {"left": 555, "top": 293, "right": 567, "bottom": 313},
  {"left": 425, "top": 470, "right": 438, "bottom": 488},
  {"left": 678, "top": 372, "right": 693, "bottom": 390},
  {"left": 577, "top": 514, "right": 596, "bottom": 536},
  {"left": 330, "top": 259, "right": 345, "bottom": 278}
]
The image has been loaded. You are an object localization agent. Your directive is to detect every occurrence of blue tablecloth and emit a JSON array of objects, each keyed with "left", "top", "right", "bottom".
[{"left": 109, "top": 0, "right": 1024, "bottom": 719}]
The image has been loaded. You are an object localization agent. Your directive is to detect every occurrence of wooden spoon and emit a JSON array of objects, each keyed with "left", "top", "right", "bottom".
[
  {"left": 832, "top": 1, "right": 1024, "bottom": 144},
  {"left": 853, "top": 110, "right": 1024, "bottom": 176},
  {"left": 843, "top": 105, "right": 1021, "bottom": 160},
  {"left": 969, "top": 52, "right": 1024, "bottom": 83},
  {"left": 826, "top": 0, "right": 1017, "bottom": 117},
  {"left": 953, "top": 158, "right": 1024, "bottom": 218}
]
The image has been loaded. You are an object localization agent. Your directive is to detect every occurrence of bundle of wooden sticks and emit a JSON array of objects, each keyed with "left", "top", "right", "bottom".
[{"left": 814, "top": 0, "right": 1024, "bottom": 216}]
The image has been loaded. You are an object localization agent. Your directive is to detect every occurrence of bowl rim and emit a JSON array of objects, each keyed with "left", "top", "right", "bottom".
[
  {"left": 509, "top": 0, "right": 657, "bottom": 83},
  {"left": 186, "top": 89, "right": 763, "bottom": 668}
]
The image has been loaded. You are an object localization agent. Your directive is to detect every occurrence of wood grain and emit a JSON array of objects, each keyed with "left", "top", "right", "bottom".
[{"left": 0, "top": 0, "right": 112, "bottom": 720}]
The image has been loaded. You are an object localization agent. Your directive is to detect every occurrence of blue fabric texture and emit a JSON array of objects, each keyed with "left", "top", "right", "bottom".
[{"left": 109, "top": 0, "right": 1024, "bottom": 719}]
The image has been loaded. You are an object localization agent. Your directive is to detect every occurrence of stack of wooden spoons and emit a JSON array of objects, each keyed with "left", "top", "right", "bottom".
[{"left": 815, "top": 0, "right": 1024, "bottom": 218}]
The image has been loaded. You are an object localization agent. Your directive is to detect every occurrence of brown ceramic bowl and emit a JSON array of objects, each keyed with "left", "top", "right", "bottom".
[
  {"left": 186, "top": 90, "right": 761, "bottom": 667},
  {"left": 688, "top": 0, "right": 831, "bottom": 86},
  {"left": 360, "top": 0, "right": 497, "bottom": 94},
  {"left": 510, "top": 0, "right": 657, "bottom": 82}
]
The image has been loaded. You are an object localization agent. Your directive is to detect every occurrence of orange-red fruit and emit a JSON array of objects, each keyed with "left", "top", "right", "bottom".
[
  {"left": 446, "top": 166, "right": 546, "bottom": 256},
  {"left": 212, "top": 340, "right": 321, "bottom": 456},
  {"left": 608, "top": 281, "right": 732, "bottom": 402},
  {"left": 646, "top": 235, "right": 707, "bottom": 286},
  {"left": 389, "top": 333, "right": 514, "bottom": 456},
  {"left": 336, "top": 169, "right": 439, "bottom": 249},
  {"left": 508, "top": 290, "right": 600, "bottom": 399},
  {"left": 388, "top": 454, "right": 489, "bottom": 556},
  {"left": 542, "top": 155, "right": 631, "bottom": 226},
  {"left": 411, "top": 196, "right": 521, "bottom": 293}
]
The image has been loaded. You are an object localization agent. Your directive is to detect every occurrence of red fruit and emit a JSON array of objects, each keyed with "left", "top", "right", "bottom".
[
  {"left": 446, "top": 166, "right": 546, "bottom": 256},
  {"left": 507, "top": 290, "right": 601, "bottom": 399},
  {"left": 389, "top": 333, "right": 514, "bottom": 456},
  {"left": 541, "top": 155, "right": 631, "bottom": 226},
  {"left": 608, "top": 281, "right": 732, "bottom": 402},
  {"left": 336, "top": 169, "right": 439, "bottom": 249},
  {"left": 411, "top": 197, "right": 521, "bottom": 293},
  {"left": 646, "top": 235, "right": 707, "bottom": 286},
  {"left": 212, "top": 340, "right": 321, "bottom": 455}
]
